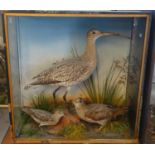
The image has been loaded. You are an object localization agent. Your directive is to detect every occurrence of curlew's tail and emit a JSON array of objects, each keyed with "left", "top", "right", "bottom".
[
  {"left": 24, "top": 84, "right": 33, "bottom": 90},
  {"left": 24, "top": 81, "right": 40, "bottom": 90},
  {"left": 112, "top": 106, "right": 128, "bottom": 119}
]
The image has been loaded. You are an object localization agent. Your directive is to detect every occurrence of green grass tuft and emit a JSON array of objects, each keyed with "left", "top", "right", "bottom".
[
  {"left": 30, "top": 94, "right": 65, "bottom": 112},
  {"left": 59, "top": 123, "right": 87, "bottom": 139},
  {"left": 31, "top": 94, "right": 55, "bottom": 112}
]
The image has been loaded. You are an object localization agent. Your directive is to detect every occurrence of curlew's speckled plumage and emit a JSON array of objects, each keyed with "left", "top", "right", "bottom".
[{"left": 30, "top": 58, "right": 95, "bottom": 87}]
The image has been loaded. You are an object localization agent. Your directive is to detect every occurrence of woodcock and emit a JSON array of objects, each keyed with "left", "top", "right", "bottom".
[
  {"left": 22, "top": 107, "right": 64, "bottom": 127},
  {"left": 25, "top": 29, "right": 122, "bottom": 102},
  {"left": 72, "top": 98, "right": 128, "bottom": 127}
]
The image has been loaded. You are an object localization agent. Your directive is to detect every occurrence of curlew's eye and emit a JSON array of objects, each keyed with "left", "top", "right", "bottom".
[{"left": 92, "top": 31, "right": 96, "bottom": 34}]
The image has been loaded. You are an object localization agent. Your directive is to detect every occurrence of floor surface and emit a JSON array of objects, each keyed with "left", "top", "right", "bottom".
[{"left": 0, "top": 108, "right": 9, "bottom": 143}]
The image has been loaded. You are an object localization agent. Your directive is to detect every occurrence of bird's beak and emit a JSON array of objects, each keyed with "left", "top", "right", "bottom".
[
  {"left": 101, "top": 32, "right": 130, "bottom": 39},
  {"left": 101, "top": 32, "right": 120, "bottom": 36}
]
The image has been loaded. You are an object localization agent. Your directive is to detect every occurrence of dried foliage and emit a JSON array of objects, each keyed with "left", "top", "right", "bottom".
[{"left": 71, "top": 47, "right": 128, "bottom": 106}]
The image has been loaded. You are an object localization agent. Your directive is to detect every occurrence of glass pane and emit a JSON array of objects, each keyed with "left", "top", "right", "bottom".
[
  {"left": 126, "top": 18, "right": 146, "bottom": 132},
  {"left": 7, "top": 15, "right": 148, "bottom": 141},
  {"left": 8, "top": 16, "right": 22, "bottom": 136}
]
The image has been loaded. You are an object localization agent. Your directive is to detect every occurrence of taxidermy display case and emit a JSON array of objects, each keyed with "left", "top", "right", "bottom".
[{"left": 4, "top": 12, "right": 150, "bottom": 143}]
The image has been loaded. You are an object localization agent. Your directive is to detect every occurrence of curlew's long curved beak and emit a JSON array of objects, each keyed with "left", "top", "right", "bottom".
[{"left": 101, "top": 32, "right": 130, "bottom": 39}]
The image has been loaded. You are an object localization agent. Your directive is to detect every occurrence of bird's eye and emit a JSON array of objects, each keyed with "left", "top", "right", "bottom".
[{"left": 92, "top": 31, "right": 96, "bottom": 34}]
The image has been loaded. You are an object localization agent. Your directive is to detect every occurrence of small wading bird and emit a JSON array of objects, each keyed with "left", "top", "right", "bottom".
[
  {"left": 72, "top": 98, "right": 128, "bottom": 127},
  {"left": 25, "top": 29, "right": 129, "bottom": 103},
  {"left": 22, "top": 107, "right": 64, "bottom": 127}
]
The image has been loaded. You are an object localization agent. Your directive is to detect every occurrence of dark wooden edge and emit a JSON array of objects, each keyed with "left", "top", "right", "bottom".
[
  {"left": 1, "top": 126, "right": 139, "bottom": 144},
  {"left": 140, "top": 11, "right": 155, "bottom": 143}
]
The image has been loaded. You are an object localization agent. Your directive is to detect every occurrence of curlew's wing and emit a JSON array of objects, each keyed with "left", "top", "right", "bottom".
[
  {"left": 85, "top": 104, "right": 113, "bottom": 121},
  {"left": 31, "top": 58, "right": 90, "bottom": 85}
]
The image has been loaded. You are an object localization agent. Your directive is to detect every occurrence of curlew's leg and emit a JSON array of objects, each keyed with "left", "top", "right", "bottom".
[
  {"left": 63, "top": 87, "right": 71, "bottom": 109},
  {"left": 63, "top": 90, "right": 68, "bottom": 103},
  {"left": 63, "top": 90, "right": 69, "bottom": 110},
  {"left": 98, "top": 120, "right": 109, "bottom": 131},
  {"left": 53, "top": 86, "right": 62, "bottom": 102}
]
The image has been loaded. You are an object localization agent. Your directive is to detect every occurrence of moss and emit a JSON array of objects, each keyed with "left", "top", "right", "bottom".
[
  {"left": 20, "top": 112, "right": 40, "bottom": 136},
  {"left": 99, "top": 119, "right": 129, "bottom": 135},
  {"left": 20, "top": 124, "right": 40, "bottom": 136},
  {"left": 21, "top": 111, "right": 33, "bottom": 125},
  {"left": 59, "top": 123, "right": 87, "bottom": 140},
  {"left": 19, "top": 111, "right": 33, "bottom": 135}
]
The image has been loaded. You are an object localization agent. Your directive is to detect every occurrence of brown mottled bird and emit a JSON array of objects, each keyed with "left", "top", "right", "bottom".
[
  {"left": 22, "top": 107, "right": 64, "bottom": 127},
  {"left": 72, "top": 98, "right": 128, "bottom": 127}
]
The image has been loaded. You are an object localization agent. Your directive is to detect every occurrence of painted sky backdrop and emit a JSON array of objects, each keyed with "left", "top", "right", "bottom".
[
  {"left": 7, "top": 16, "right": 146, "bottom": 105},
  {"left": 17, "top": 17, "right": 132, "bottom": 77}
]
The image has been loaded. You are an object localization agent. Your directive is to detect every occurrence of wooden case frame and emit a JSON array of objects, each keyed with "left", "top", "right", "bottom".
[
  {"left": 4, "top": 12, "right": 151, "bottom": 144},
  {"left": 140, "top": 12, "right": 155, "bottom": 143}
]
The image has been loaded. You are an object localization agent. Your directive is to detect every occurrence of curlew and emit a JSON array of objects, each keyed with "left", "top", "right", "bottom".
[{"left": 25, "top": 29, "right": 124, "bottom": 102}]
